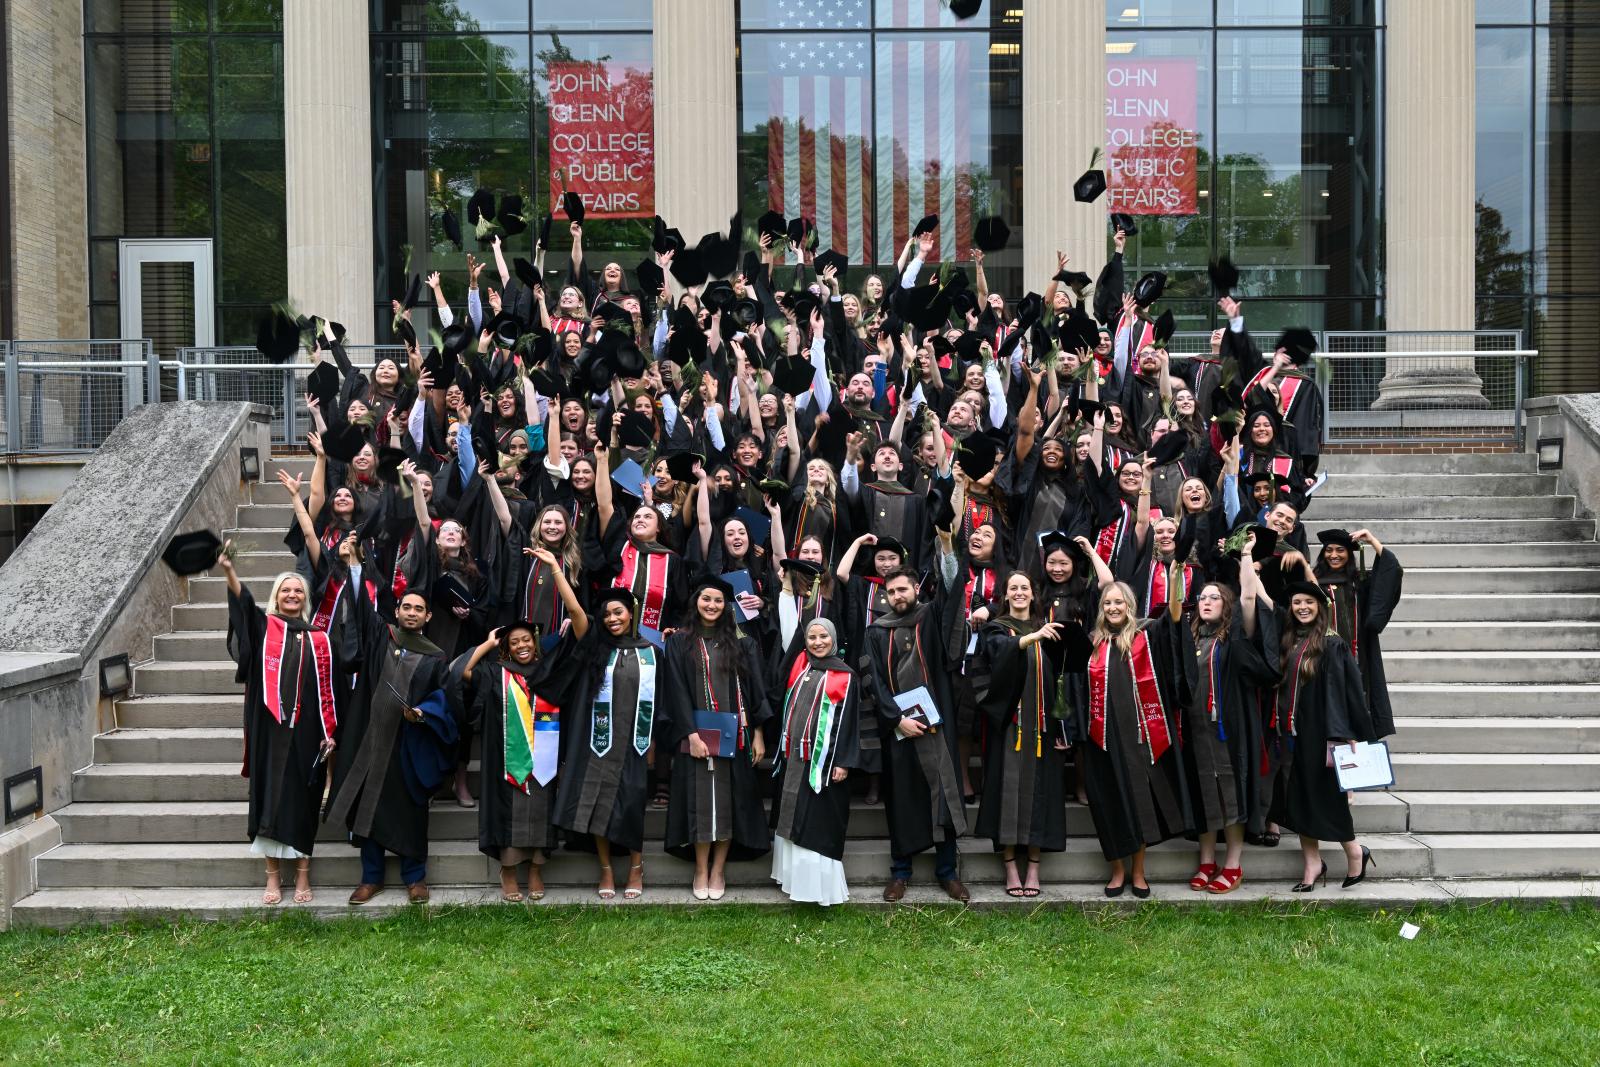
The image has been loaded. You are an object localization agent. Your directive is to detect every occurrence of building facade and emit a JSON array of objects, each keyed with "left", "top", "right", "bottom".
[{"left": 2, "top": 0, "right": 1596, "bottom": 394}]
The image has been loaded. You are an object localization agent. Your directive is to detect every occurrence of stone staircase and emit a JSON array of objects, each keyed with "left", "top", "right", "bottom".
[{"left": 13, "top": 451, "right": 1600, "bottom": 924}]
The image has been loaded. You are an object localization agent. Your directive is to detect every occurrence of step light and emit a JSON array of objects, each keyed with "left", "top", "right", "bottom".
[
  {"left": 98, "top": 653, "right": 131, "bottom": 697},
  {"left": 1536, "top": 436, "right": 1563, "bottom": 471},
  {"left": 239, "top": 446, "right": 261, "bottom": 482},
  {"left": 4, "top": 767, "right": 42, "bottom": 823}
]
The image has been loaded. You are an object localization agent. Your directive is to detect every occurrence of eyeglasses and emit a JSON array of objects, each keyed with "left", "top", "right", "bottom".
[{"left": 1196, "top": 593, "right": 1225, "bottom": 602}]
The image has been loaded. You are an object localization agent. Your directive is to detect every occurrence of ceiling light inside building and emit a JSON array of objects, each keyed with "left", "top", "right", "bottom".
[
  {"left": 1121, "top": 7, "right": 1140, "bottom": 17},
  {"left": 1105, "top": 42, "right": 1136, "bottom": 54}
]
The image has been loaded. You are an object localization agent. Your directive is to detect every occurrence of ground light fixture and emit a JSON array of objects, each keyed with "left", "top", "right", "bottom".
[
  {"left": 4, "top": 767, "right": 43, "bottom": 823},
  {"left": 239, "top": 446, "right": 261, "bottom": 481},
  {"left": 1536, "top": 437, "right": 1563, "bottom": 471},
  {"left": 98, "top": 653, "right": 131, "bottom": 697}
]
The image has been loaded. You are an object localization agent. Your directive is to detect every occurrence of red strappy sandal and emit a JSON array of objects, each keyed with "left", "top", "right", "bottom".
[
  {"left": 1206, "top": 867, "right": 1244, "bottom": 894},
  {"left": 1188, "top": 862, "right": 1219, "bottom": 891}
]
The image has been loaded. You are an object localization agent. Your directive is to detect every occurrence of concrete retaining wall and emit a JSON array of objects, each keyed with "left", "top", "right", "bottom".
[{"left": 1523, "top": 394, "right": 1600, "bottom": 523}]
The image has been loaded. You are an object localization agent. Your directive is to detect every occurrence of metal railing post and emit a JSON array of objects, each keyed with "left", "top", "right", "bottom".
[
  {"left": 1, "top": 342, "right": 16, "bottom": 453},
  {"left": 143, "top": 341, "right": 160, "bottom": 408},
  {"left": 1514, "top": 349, "right": 1527, "bottom": 451}
]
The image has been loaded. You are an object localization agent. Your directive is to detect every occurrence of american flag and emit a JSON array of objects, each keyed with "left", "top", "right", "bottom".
[{"left": 765, "top": 0, "right": 981, "bottom": 266}]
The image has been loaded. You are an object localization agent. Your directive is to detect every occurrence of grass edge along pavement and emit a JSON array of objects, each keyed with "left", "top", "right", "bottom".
[{"left": 1, "top": 901, "right": 1597, "bottom": 1065}]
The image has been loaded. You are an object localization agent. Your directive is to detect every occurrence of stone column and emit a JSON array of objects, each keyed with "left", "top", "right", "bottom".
[
  {"left": 284, "top": 0, "right": 375, "bottom": 344},
  {"left": 1374, "top": 0, "right": 1482, "bottom": 410},
  {"left": 652, "top": 0, "right": 738, "bottom": 244},
  {"left": 1022, "top": 3, "right": 1105, "bottom": 292}
]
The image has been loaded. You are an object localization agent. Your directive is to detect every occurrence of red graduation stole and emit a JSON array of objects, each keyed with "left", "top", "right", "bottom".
[
  {"left": 1095, "top": 500, "right": 1133, "bottom": 564},
  {"left": 617, "top": 542, "right": 670, "bottom": 631},
  {"left": 1245, "top": 451, "right": 1294, "bottom": 481},
  {"left": 1115, "top": 311, "right": 1156, "bottom": 363},
  {"left": 261, "top": 615, "right": 337, "bottom": 739},
  {"left": 1272, "top": 640, "right": 1312, "bottom": 735},
  {"left": 782, "top": 655, "right": 852, "bottom": 764},
  {"left": 1246, "top": 366, "right": 1306, "bottom": 419},
  {"left": 310, "top": 574, "right": 378, "bottom": 633},
  {"left": 550, "top": 315, "right": 585, "bottom": 336},
  {"left": 1088, "top": 629, "right": 1171, "bottom": 763},
  {"left": 965, "top": 499, "right": 994, "bottom": 537},
  {"left": 1146, "top": 560, "right": 1195, "bottom": 618},
  {"left": 964, "top": 566, "right": 996, "bottom": 620}
]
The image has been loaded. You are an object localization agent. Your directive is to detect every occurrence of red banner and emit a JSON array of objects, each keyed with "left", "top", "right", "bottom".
[
  {"left": 1105, "top": 59, "right": 1199, "bottom": 216},
  {"left": 548, "top": 61, "right": 654, "bottom": 220}
]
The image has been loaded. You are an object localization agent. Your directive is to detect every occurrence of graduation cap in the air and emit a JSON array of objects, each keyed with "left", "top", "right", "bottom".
[
  {"left": 467, "top": 188, "right": 496, "bottom": 226},
  {"left": 162, "top": 530, "right": 223, "bottom": 576},
  {"left": 662, "top": 451, "right": 704, "bottom": 484},
  {"left": 609, "top": 340, "right": 648, "bottom": 379},
  {"left": 1243, "top": 523, "right": 1279, "bottom": 561},
  {"left": 499, "top": 194, "right": 527, "bottom": 237},
  {"left": 757, "top": 211, "right": 788, "bottom": 244},
  {"left": 954, "top": 430, "right": 1006, "bottom": 480},
  {"left": 321, "top": 422, "right": 370, "bottom": 464},
  {"left": 513, "top": 257, "right": 541, "bottom": 292},
  {"left": 912, "top": 214, "right": 939, "bottom": 237},
  {"left": 401, "top": 274, "right": 426, "bottom": 311},
  {"left": 953, "top": 330, "right": 984, "bottom": 364},
  {"left": 442, "top": 209, "right": 462, "bottom": 249},
  {"left": 951, "top": 289, "right": 980, "bottom": 317},
  {"left": 973, "top": 215, "right": 1010, "bottom": 253},
  {"left": 1059, "top": 306, "right": 1100, "bottom": 354},
  {"left": 1013, "top": 291, "right": 1044, "bottom": 328},
  {"left": 536, "top": 212, "right": 554, "bottom": 251},
  {"left": 306, "top": 361, "right": 342, "bottom": 410},
  {"left": 1208, "top": 257, "right": 1240, "bottom": 296},
  {"left": 375, "top": 445, "right": 410, "bottom": 485},
  {"left": 813, "top": 401, "right": 858, "bottom": 465},
  {"left": 440, "top": 321, "right": 476, "bottom": 360},
  {"left": 561, "top": 190, "right": 585, "bottom": 225},
  {"left": 1068, "top": 396, "right": 1105, "bottom": 422},
  {"left": 1148, "top": 427, "right": 1190, "bottom": 466},
  {"left": 814, "top": 248, "right": 849, "bottom": 280},
  {"left": 652, "top": 215, "right": 686, "bottom": 255},
  {"left": 1276, "top": 327, "right": 1318, "bottom": 366},
  {"left": 1153, "top": 309, "right": 1176, "bottom": 346},
  {"left": 768, "top": 356, "right": 814, "bottom": 397},
  {"left": 615, "top": 410, "right": 655, "bottom": 450},
  {"left": 395, "top": 317, "right": 418, "bottom": 351},
  {"left": 701, "top": 280, "right": 737, "bottom": 316},
  {"left": 731, "top": 297, "right": 762, "bottom": 328},
  {"left": 593, "top": 300, "right": 634, "bottom": 328},
  {"left": 255, "top": 309, "right": 301, "bottom": 363},
  {"left": 786, "top": 216, "right": 817, "bottom": 249},
  {"left": 1132, "top": 271, "right": 1167, "bottom": 307},
  {"left": 1074, "top": 166, "right": 1108, "bottom": 204},
  {"left": 698, "top": 227, "right": 740, "bottom": 281},
  {"left": 895, "top": 283, "right": 952, "bottom": 332},
  {"left": 669, "top": 246, "right": 708, "bottom": 288},
  {"left": 758, "top": 479, "right": 791, "bottom": 501},
  {"left": 1110, "top": 212, "right": 1139, "bottom": 237},
  {"left": 949, "top": 0, "right": 983, "bottom": 19},
  {"left": 1054, "top": 269, "right": 1092, "bottom": 290},
  {"left": 636, "top": 258, "right": 665, "bottom": 295}
]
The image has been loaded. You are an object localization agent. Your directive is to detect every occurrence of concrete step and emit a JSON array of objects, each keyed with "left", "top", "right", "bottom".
[
  {"left": 172, "top": 603, "right": 230, "bottom": 630},
  {"left": 231, "top": 550, "right": 300, "bottom": 579},
  {"left": 154, "top": 632, "right": 236, "bottom": 662},
  {"left": 1397, "top": 792, "right": 1600, "bottom": 833},
  {"left": 1383, "top": 650, "right": 1600, "bottom": 684},
  {"left": 113, "top": 694, "right": 242, "bottom": 729},
  {"left": 1384, "top": 544, "right": 1600, "bottom": 568},
  {"left": 32, "top": 833, "right": 1436, "bottom": 890},
  {"left": 1387, "top": 684, "right": 1600, "bottom": 717},
  {"left": 1310, "top": 496, "right": 1575, "bottom": 521},
  {"left": 186, "top": 576, "right": 271, "bottom": 604},
  {"left": 93, "top": 728, "right": 241, "bottom": 764},
  {"left": 1415, "top": 832, "right": 1600, "bottom": 878},
  {"left": 72, "top": 763, "right": 245, "bottom": 802},
  {"left": 1381, "top": 621, "right": 1600, "bottom": 652},
  {"left": 265, "top": 456, "right": 314, "bottom": 479},
  {"left": 225, "top": 528, "right": 301, "bottom": 553},
  {"left": 1399, "top": 568, "right": 1600, "bottom": 595},
  {"left": 133, "top": 661, "right": 240, "bottom": 697},
  {"left": 237, "top": 503, "right": 299, "bottom": 528},
  {"left": 1392, "top": 594, "right": 1600, "bottom": 622},
  {"left": 1392, "top": 753, "right": 1600, "bottom": 791},
  {"left": 1329, "top": 453, "right": 1536, "bottom": 476},
  {"left": 1305, "top": 519, "right": 1595, "bottom": 544},
  {"left": 1387, "top": 717, "right": 1600, "bottom": 754},
  {"left": 1317, "top": 473, "right": 1558, "bottom": 498}
]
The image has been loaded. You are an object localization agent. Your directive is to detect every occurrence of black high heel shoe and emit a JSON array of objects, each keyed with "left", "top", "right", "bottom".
[
  {"left": 1342, "top": 846, "right": 1375, "bottom": 889},
  {"left": 1291, "top": 862, "right": 1327, "bottom": 893}
]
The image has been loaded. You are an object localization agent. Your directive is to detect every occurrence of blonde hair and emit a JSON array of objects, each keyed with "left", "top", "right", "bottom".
[
  {"left": 534, "top": 503, "right": 583, "bottom": 584},
  {"left": 267, "top": 572, "right": 311, "bottom": 623},
  {"left": 1178, "top": 476, "right": 1212, "bottom": 514},
  {"left": 803, "top": 459, "right": 838, "bottom": 509},
  {"left": 1090, "top": 581, "right": 1140, "bottom": 654}
]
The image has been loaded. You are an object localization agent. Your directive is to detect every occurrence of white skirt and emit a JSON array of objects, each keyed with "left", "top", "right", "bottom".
[
  {"left": 771, "top": 835, "right": 849, "bottom": 906},
  {"left": 249, "top": 836, "right": 308, "bottom": 860}
]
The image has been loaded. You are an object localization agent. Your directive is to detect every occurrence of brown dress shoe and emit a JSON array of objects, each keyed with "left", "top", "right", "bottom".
[
  {"left": 882, "top": 878, "right": 908, "bottom": 903},
  {"left": 939, "top": 878, "right": 971, "bottom": 903},
  {"left": 348, "top": 883, "right": 383, "bottom": 905},
  {"left": 407, "top": 881, "right": 431, "bottom": 903}
]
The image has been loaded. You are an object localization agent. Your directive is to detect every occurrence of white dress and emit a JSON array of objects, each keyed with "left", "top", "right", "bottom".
[{"left": 771, "top": 835, "right": 850, "bottom": 906}]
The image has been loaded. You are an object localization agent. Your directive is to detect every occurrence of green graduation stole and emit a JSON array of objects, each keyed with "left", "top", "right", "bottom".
[{"left": 592, "top": 646, "right": 656, "bottom": 758}]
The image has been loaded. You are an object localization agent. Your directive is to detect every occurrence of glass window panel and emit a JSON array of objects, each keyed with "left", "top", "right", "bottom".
[
  {"left": 375, "top": 0, "right": 531, "bottom": 33},
  {"left": 215, "top": 38, "right": 286, "bottom": 305},
  {"left": 533, "top": 0, "right": 652, "bottom": 31},
  {"left": 1536, "top": 0, "right": 1600, "bottom": 24},
  {"left": 1216, "top": 0, "right": 1381, "bottom": 27},
  {"left": 1214, "top": 30, "right": 1380, "bottom": 301},
  {"left": 1477, "top": 0, "right": 1533, "bottom": 23},
  {"left": 215, "top": 0, "right": 283, "bottom": 32},
  {"left": 1532, "top": 296, "right": 1600, "bottom": 395},
  {"left": 87, "top": 0, "right": 210, "bottom": 34},
  {"left": 738, "top": 0, "right": 871, "bottom": 31},
  {"left": 1104, "top": 1, "right": 1210, "bottom": 29},
  {"left": 1537, "top": 27, "right": 1600, "bottom": 297},
  {"left": 1475, "top": 29, "right": 1533, "bottom": 296}
]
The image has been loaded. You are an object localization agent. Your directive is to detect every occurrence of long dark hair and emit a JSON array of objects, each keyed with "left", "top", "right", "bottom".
[
  {"left": 1030, "top": 544, "right": 1093, "bottom": 624},
  {"left": 1191, "top": 582, "right": 1235, "bottom": 642},
  {"left": 1281, "top": 597, "right": 1328, "bottom": 681}
]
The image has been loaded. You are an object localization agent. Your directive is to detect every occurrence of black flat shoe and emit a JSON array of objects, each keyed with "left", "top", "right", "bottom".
[
  {"left": 1104, "top": 881, "right": 1125, "bottom": 898},
  {"left": 1260, "top": 831, "right": 1281, "bottom": 848},
  {"left": 1290, "top": 861, "right": 1327, "bottom": 893},
  {"left": 1341, "top": 846, "right": 1375, "bottom": 889},
  {"left": 1130, "top": 883, "right": 1151, "bottom": 899}
]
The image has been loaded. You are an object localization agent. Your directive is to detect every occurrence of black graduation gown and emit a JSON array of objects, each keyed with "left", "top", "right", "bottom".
[
  {"left": 469, "top": 634, "right": 584, "bottom": 861},
  {"left": 769, "top": 655, "right": 864, "bottom": 861},
  {"left": 1080, "top": 619, "right": 1193, "bottom": 861},
  {"left": 849, "top": 478, "right": 932, "bottom": 575},
  {"left": 584, "top": 511, "right": 687, "bottom": 631},
  {"left": 865, "top": 605, "right": 970, "bottom": 858},
  {"left": 1269, "top": 630, "right": 1373, "bottom": 843},
  {"left": 553, "top": 630, "right": 661, "bottom": 853},
  {"left": 1174, "top": 610, "right": 1280, "bottom": 835},
  {"left": 1322, "top": 549, "right": 1402, "bottom": 739},
  {"left": 660, "top": 628, "right": 774, "bottom": 862},
  {"left": 324, "top": 594, "right": 452, "bottom": 861},
  {"left": 226, "top": 588, "right": 355, "bottom": 855},
  {"left": 974, "top": 619, "right": 1068, "bottom": 851}
]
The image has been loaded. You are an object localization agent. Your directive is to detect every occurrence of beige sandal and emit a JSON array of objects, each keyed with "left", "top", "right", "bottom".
[
  {"left": 293, "top": 859, "right": 313, "bottom": 904},
  {"left": 623, "top": 861, "right": 644, "bottom": 900},
  {"left": 262, "top": 864, "right": 282, "bottom": 906},
  {"left": 597, "top": 863, "right": 616, "bottom": 900}
]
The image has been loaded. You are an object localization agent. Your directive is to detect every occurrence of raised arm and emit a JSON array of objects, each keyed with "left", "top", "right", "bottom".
[
  {"left": 1135, "top": 457, "right": 1154, "bottom": 541},
  {"left": 276, "top": 470, "right": 322, "bottom": 568},
  {"left": 766, "top": 494, "right": 789, "bottom": 563},
  {"left": 532, "top": 545, "right": 589, "bottom": 640},
  {"left": 1075, "top": 534, "right": 1116, "bottom": 587},
  {"left": 695, "top": 462, "right": 714, "bottom": 558},
  {"left": 783, "top": 394, "right": 802, "bottom": 483},
  {"left": 836, "top": 532, "right": 875, "bottom": 583},
  {"left": 477, "top": 460, "right": 514, "bottom": 537},
  {"left": 402, "top": 460, "right": 433, "bottom": 544},
  {"left": 306, "top": 432, "right": 329, "bottom": 518},
  {"left": 594, "top": 429, "right": 616, "bottom": 532},
  {"left": 218, "top": 538, "right": 243, "bottom": 598}
]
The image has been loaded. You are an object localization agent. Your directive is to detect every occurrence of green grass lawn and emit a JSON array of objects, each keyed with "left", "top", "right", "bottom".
[{"left": 2, "top": 902, "right": 1597, "bottom": 1066}]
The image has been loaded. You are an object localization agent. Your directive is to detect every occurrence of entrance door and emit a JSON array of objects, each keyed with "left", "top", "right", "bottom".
[{"left": 119, "top": 238, "right": 215, "bottom": 401}]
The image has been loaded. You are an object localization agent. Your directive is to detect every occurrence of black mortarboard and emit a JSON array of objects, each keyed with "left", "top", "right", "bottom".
[
  {"left": 1038, "top": 529, "right": 1089, "bottom": 565},
  {"left": 306, "top": 361, "right": 341, "bottom": 409},
  {"left": 1246, "top": 524, "right": 1278, "bottom": 561},
  {"left": 1069, "top": 396, "right": 1105, "bottom": 421},
  {"left": 1054, "top": 269, "right": 1092, "bottom": 290},
  {"left": 1242, "top": 470, "right": 1275, "bottom": 490},
  {"left": 1110, "top": 213, "right": 1139, "bottom": 237},
  {"left": 973, "top": 216, "right": 1010, "bottom": 253},
  {"left": 757, "top": 211, "right": 787, "bottom": 243},
  {"left": 420, "top": 345, "right": 446, "bottom": 385},
  {"left": 955, "top": 430, "right": 1005, "bottom": 480},
  {"left": 701, "top": 280, "right": 737, "bottom": 315},
  {"left": 731, "top": 297, "right": 762, "bottom": 328},
  {"left": 779, "top": 557, "right": 822, "bottom": 580},
  {"left": 1208, "top": 257, "right": 1239, "bottom": 295},
  {"left": 396, "top": 317, "right": 417, "bottom": 350},
  {"left": 537, "top": 212, "right": 554, "bottom": 250},
  {"left": 562, "top": 190, "right": 585, "bottom": 225},
  {"left": 256, "top": 310, "right": 301, "bottom": 363},
  {"left": 1074, "top": 169, "right": 1107, "bottom": 204},
  {"left": 1209, "top": 554, "right": 1242, "bottom": 589},
  {"left": 162, "top": 530, "right": 222, "bottom": 576},
  {"left": 467, "top": 188, "right": 496, "bottom": 225},
  {"left": 813, "top": 400, "right": 857, "bottom": 464},
  {"left": 530, "top": 369, "right": 566, "bottom": 398},
  {"left": 1282, "top": 579, "right": 1330, "bottom": 606},
  {"left": 669, "top": 246, "right": 708, "bottom": 288},
  {"left": 609, "top": 341, "right": 648, "bottom": 379},
  {"left": 896, "top": 284, "right": 952, "bottom": 332},
  {"left": 1015, "top": 291, "right": 1044, "bottom": 327},
  {"left": 1317, "top": 528, "right": 1356, "bottom": 550},
  {"left": 953, "top": 330, "right": 984, "bottom": 363},
  {"left": 1153, "top": 309, "right": 1176, "bottom": 346},
  {"left": 698, "top": 231, "right": 740, "bottom": 281},
  {"left": 594, "top": 586, "right": 639, "bottom": 617},
  {"left": 690, "top": 573, "right": 738, "bottom": 601},
  {"left": 1133, "top": 271, "right": 1167, "bottom": 307},
  {"left": 442, "top": 321, "right": 475, "bottom": 359},
  {"left": 872, "top": 536, "right": 909, "bottom": 560},
  {"left": 401, "top": 274, "right": 425, "bottom": 311},
  {"left": 498, "top": 194, "right": 527, "bottom": 237},
  {"left": 949, "top": 0, "right": 983, "bottom": 18},
  {"left": 814, "top": 249, "right": 849, "bottom": 280},
  {"left": 786, "top": 216, "right": 813, "bottom": 247},
  {"left": 442, "top": 209, "right": 462, "bottom": 249},
  {"left": 616, "top": 410, "right": 654, "bottom": 449},
  {"left": 636, "top": 258, "right": 664, "bottom": 295},
  {"left": 952, "top": 289, "right": 979, "bottom": 317},
  {"left": 663, "top": 451, "right": 704, "bottom": 483},
  {"left": 321, "top": 422, "right": 369, "bottom": 464},
  {"left": 759, "top": 478, "right": 791, "bottom": 497},
  {"left": 593, "top": 301, "right": 633, "bottom": 327},
  {"left": 1059, "top": 306, "right": 1100, "bottom": 353},
  {"left": 1277, "top": 327, "right": 1318, "bottom": 366},
  {"left": 652, "top": 216, "right": 685, "bottom": 255},
  {"left": 513, "top": 257, "right": 540, "bottom": 292},
  {"left": 1149, "top": 428, "right": 1190, "bottom": 466},
  {"left": 771, "top": 356, "right": 816, "bottom": 396},
  {"left": 912, "top": 214, "right": 939, "bottom": 237},
  {"left": 375, "top": 445, "right": 409, "bottom": 485}
]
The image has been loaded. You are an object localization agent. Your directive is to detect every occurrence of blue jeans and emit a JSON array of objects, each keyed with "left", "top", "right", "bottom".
[
  {"left": 890, "top": 833, "right": 959, "bottom": 882},
  {"left": 360, "top": 840, "right": 426, "bottom": 885}
]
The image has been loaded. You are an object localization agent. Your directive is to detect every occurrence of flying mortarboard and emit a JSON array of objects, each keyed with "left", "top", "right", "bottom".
[
  {"left": 757, "top": 211, "right": 788, "bottom": 243},
  {"left": 442, "top": 209, "right": 462, "bottom": 249},
  {"left": 255, "top": 309, "right": 301, "bottom": 363},
  {"left": 306, "top": 361, "right": 342, "bottom": 410},
  {"left": 498, "top": 194, "right": 527, "bottom": 237},
  {"left": 663, "top": 451, "right": 704, "bottom": 484},
  {"left": 912, "top": 214, "right": 939, "bottom": 237},
  {"left": 320, "top": 422, "right": 370, "bottom": 464},
  {"left": 162, "top": 530, "right": 223, "bottom": 576},
  {"left": 1208, "top": 256, "right": 1240, "bottom": 296},
  {"left": 561, "top": 190, "right": 585, "bottom": 225},
  {"left": 814, "top": 248, "right": 849, "bottom": 280},
  {"left": 1276, "top": 327, "right": 1319, "bottom": 366},
  {"left": 1109, "top": 212, "right": 1139, "bottom": 237},
  {"left": 973, "top": 216, "right": 1011, "bottom": 253},
  {"left": 1132, "top": 271, "right": 1167, "bottom": 307},
  {"left": 770, "top": 356, "right": 817, "bottom": 396},
  {"left": 1148, "top": 428, "right": 1190, "bottom": 466}
]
